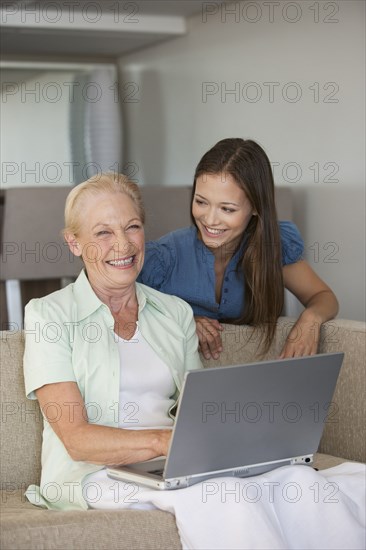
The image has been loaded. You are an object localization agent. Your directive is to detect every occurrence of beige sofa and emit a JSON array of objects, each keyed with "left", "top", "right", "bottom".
[{"left": 1, "top": 318, "right": 365, "bottom": 550}]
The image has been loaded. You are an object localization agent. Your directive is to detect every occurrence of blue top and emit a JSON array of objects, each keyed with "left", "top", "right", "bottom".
[{"left": 138, "top": 221, "right": 304, "bottom": 320}]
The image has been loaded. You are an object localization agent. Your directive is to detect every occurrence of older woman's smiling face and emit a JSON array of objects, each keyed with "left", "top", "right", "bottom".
[{"left": 68, "top": 192, "right": 145, "bottom": 293}]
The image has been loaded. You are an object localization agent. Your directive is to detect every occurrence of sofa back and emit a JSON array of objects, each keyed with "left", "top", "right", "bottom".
[{"left": 1, "top": 318, "right": 364, "bottom": 489}]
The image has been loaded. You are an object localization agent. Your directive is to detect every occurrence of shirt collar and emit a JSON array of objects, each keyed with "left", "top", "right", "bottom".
[
  {"left": 73, "top": 270, "right": 106, "bottom": 321},
  {"left": 73, "top": 269, "right": 166, "bottom": 321},
  {"left": 136, "top": 283, "right": 167, "bottom": 316}
]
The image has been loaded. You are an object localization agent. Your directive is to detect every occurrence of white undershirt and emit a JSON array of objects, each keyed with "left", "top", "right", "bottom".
[
  {"left": 116, "top": 323, "right": 175, "bottom": 430},
  {"left": 83, "top": 324, "right": 176, "bottom": 508}
]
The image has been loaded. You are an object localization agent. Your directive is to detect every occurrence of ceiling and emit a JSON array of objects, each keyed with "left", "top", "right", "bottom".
[{"left": 0, "top": 1, "right": 208, "bottom": 58}]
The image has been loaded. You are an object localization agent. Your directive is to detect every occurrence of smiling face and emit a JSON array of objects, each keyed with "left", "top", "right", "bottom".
[
  {"left": 66, "top": 192, "right": 145, "bottom": 294},
  {"left": 192, "top": 173, "right": 254, "bottom": 255}
]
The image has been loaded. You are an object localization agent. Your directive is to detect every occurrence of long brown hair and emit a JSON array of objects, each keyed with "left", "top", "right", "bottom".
[{"left": 191, "top": 138, "right": 284, "bottom": 352}]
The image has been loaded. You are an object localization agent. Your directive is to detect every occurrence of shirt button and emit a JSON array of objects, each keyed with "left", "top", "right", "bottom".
[
  {"left": 224, "top": 288, "right": 228, "bottom": 293},
  {"left": 225, "top": 277, "right": 229, "bottom": 282}
]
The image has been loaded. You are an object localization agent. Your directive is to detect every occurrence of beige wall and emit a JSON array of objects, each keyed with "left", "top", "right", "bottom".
[
  {"left": 118, "top": 0, "right": 365, "bottom": 322},
  {"left": 1, "top": 71, "right": 72, "bottom": 187}
]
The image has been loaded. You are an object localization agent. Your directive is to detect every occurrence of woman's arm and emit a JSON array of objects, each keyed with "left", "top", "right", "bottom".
[
  {"left": 36, "top": 382, "right": 171, "bottom": 465},
  {"left": 281, "top": 260, "right": 339, "bottom": 357}
]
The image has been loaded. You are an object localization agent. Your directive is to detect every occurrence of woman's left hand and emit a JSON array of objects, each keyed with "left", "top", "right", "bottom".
[
  {"left": 279, "top": 316, "right": 321, "bottom": 358},
  {"left": 195, "top": 316, "right": 224, "bottom": 360},
  {"left": 280, "top": 260, "right": 339, "bottom": 358}
]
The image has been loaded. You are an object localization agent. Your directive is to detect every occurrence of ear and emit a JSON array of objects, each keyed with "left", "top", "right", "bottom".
[{"left": 64, "top": 233, "right": 82, "bottom": 257}]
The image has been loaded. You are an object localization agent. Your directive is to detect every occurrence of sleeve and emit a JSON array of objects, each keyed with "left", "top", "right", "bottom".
[
  {"left": 176, "top": 297, "right": 203, "bottom": 374},
  {"left": 23, "top": 299, "right": 77, "bottom": 400},
  {"left": 167, "top": 298, "right": 203, "bottom": 419},
  {"left": 138, "top": 237, "right": 176, "bottom": 290},
  {"left": 279, "top": 221, "right": 305, "bottom": 266}
]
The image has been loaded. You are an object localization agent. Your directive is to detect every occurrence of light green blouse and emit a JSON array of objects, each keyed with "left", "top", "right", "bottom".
[{"left": 23, "top": 270, "right": 202, "bottom": 510}]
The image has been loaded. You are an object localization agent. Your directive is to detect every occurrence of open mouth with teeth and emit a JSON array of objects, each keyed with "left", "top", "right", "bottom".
[
  {"left": 106, "top": 256, "right": 136, "bottom": 268},
  {"left": 203, "top": 225, "right": 226, "bottom": 237}
]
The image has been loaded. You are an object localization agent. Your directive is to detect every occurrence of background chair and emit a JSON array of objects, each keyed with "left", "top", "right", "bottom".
[{"left": 0, "top": 187, "right": 82, "bottom": 329}]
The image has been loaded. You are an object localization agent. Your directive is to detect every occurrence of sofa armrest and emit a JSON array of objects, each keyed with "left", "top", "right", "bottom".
[{"left": 317, "top": 319, "right": 366, "bottom": 463}]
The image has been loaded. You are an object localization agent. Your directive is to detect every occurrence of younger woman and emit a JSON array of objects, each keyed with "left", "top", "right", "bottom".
[{"left": 138, "top": 138, "right": 338, "bottom": 359}]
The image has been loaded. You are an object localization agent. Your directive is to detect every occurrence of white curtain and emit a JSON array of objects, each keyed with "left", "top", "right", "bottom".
[{"left": 70, "top": 65, "right": 122, "bottom": 183}]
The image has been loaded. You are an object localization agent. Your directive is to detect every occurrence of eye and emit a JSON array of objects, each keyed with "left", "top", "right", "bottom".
[
  {"left": 126, "top": 224, "right": 142, "bottom": 232},
  {"left": 95, "top": 230, "right": 111, "bottom": 237},
  {"left": 222, "top": 207, "right": 236, "bottom": 213},
  {"left": 194, "top": 198, "right": 206, "bottom": 206}
]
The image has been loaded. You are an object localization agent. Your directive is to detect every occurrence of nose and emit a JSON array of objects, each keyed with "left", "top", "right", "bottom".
[
  {"left": 204, "top": 207, "right": 219, "bottom": 226},
  {"left": 113, "top": 232, "right": 135, "bottom": 258}
]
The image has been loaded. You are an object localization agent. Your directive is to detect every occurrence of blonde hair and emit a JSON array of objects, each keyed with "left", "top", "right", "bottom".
[{"left": 63, "top": 172, "right": 145, "bottom": 236}]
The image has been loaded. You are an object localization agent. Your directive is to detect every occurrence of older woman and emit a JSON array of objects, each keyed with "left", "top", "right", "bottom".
[{"left": 23, "top": 173, "right": 202, "bottom": 511}]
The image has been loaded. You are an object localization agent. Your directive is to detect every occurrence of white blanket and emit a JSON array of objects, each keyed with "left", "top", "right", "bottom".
[{"left": 87, "top": 462, "right": 366, "bottom": 549}]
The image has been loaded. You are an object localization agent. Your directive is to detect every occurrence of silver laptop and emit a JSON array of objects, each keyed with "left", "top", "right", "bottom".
[{"left": 107, "top": 352, "right": 344, "bottom": 490}]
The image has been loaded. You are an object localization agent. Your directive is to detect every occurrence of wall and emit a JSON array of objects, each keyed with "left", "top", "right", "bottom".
[
  {"left": 0, "top": 64, "right": 121, "bottom": 188},
  {"left": 1, "top": 70, "right": 72, "bottom": 187},
  {"left": 118, "top": 0, "right": 365, "bottom": 322}
]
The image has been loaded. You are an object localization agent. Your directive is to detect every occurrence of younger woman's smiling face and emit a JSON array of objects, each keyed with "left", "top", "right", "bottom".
[{"left": 192, "top": 172, "right": 254, "bottom": 254}]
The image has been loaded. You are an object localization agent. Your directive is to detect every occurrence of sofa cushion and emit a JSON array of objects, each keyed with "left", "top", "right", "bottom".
[{"left": 0, "top": 491, "right": 181, "bottom": 549}]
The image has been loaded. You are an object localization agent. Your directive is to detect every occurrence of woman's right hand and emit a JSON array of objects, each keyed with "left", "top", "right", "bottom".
[{"left": 195, "top": 316, "right": 224, "bottom": 360}]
